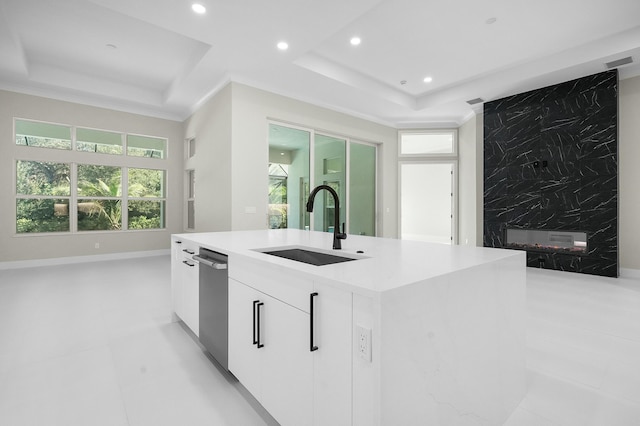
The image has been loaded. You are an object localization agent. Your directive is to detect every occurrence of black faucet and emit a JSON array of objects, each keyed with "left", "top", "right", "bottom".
[{"left": 306, "top": 185, "right": 347, "bottom": 250}]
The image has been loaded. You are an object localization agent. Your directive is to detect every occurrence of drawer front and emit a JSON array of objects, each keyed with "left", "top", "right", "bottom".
[
  {"left": 229, "top": 256, "right": 313, "bottom": 312},
  {"left": 180, "top": 243, "right": 197, "bottom": 262}
]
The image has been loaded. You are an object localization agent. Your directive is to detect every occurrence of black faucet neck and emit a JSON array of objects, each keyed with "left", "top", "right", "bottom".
[{"left": 306, "top": 185, "right": 347, "bottom": 250}]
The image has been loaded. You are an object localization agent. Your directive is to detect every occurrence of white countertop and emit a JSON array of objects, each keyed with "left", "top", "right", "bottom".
[{"left": 173, "top": 229, "right": 524, "bottom": 295}]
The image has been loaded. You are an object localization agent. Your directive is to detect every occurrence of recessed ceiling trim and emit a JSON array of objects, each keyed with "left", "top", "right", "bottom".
[{"left": 294, "top": 52, "right": 417, "bottom": 110}]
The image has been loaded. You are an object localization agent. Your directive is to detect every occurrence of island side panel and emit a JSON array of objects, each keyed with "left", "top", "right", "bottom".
[
  {"left": 352, "top": 292, "right": 382, "bottom": 426},
  {"left": 379, "top": 253, "right": 526, "bottom": 426}
]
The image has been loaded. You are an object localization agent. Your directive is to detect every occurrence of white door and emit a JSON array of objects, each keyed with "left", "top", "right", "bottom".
[
  {"left": 261, "top": 294, "right": 313, "bottom": 426},
  {"left": 180, "top": 256, "right": 199, "bottom": 336},
  {"left": 400, "top": 162, "right": 455, "bottom": 244},
  {"left": 312, "top": 282, "right": 352, "bottom": 425},
  {"left": 228, "top": 279, "right": 262, "bottom": 398}
]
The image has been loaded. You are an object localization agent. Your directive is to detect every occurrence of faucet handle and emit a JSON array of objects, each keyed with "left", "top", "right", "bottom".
[{"left": 337, "top": 222, "right": 347, "bottom": 240}]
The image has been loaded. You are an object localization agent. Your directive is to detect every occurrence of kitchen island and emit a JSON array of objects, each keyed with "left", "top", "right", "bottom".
[{"left": 171, "top": 229, "right": 526, "bottom": 426}]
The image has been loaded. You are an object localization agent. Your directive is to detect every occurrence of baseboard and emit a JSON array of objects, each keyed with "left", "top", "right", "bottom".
[
  {"left": 620, "top": 268, "right": 640, "bottom": 279},
  {"left": 0, "top": 249, "right": 170, "bottom": 270}
]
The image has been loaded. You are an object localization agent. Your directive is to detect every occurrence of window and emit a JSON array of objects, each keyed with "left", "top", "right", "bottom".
[
  {"left": 127, "top": 134, "right": 166, "bottom": 159},
  {"left": 15, "top": 120, "right": 71, "bottom": 150},
  {"left": 16, "top": 160, "right": 71, "bottom": 233},
  {"left": 184, "top": 138, "right": 196, "bottom": 230},
  {"left": 187, "top": 138, "right": 196, "bottom": 159},
  {"left": 128, "top": 168, "right": 166, "bottom": 229},
  {"left": 399, "top": 130, "right": 458, "bottom": 244},
  {"left": 14, "top": 118, "right": 168, "bottom": 234},
  {"left": 77, "top": 164, "right": 122, "bottom": 231},
  {"left": 186, "top": 170, "right": 195, "bottom": 230},
  {"left": 399, "top": 131, "right": 456, "bottom": 156},
  {"left": 76, "top": 128, "right": 123, "bottom": 155}
]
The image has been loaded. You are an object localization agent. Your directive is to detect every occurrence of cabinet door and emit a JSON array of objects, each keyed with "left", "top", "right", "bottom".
[
  {"left": 261, "top": 294, "right": 313, "bottom": 426},
  {"left": 170, "top": 239, "right": 183, "bottom": 314},
  {"left": 228, "top": 279, "right": 262, "bottom": 398},
  {"left": 180, "top": 257, "right": 199, "bottom": 336},
  {"left": 312, "top": 283, "right": 353, "bottom": 425}
]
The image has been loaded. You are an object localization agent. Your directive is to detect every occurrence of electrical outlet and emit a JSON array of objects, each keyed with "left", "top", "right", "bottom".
[
  {"left": 356, "top": 325, "right": 372, "bottom": 362},
  {"left": 94, "top": 243, "right": 100, "bottom": 249}
]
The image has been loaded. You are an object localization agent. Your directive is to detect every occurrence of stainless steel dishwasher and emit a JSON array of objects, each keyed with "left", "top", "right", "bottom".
[{"left": 192, "top": 248, "right": 228, "bottom": 370}]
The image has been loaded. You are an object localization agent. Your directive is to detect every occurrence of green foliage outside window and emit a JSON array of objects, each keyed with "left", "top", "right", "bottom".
[
  {"left": 17, "top": 199, "right": 70, "bottom": 233},
  {"left": 16, "top": 160, "right": 165, "bottom": 233},
  {"left": 16, "top": 161, "right": 71, "bottom": 233}
]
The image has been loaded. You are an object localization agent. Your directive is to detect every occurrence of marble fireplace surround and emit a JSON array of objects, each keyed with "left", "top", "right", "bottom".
[{"left": 483, "top": 70, "right": 619, "bottom": 277}]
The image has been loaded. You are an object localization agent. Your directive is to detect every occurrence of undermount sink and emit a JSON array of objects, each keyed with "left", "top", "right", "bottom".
[{"left": 260, "top": 247, "right": 361, "bottom": 266}]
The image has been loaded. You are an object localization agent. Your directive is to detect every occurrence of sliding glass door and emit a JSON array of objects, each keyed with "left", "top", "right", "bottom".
[
  {"left": 268, "top": 124, "right": 310, "bottom": 229},
  {"left": 313, "top": 134, "right": 346, "bottom": 233},
  {"left": 349, "top": 142, "right": 376, "bottom": 236},
  {"left": 268, "top": 123, "right": 377, "bottom": 236}
]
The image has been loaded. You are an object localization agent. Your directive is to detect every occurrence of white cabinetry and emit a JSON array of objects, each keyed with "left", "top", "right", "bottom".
[
  {"left": 228, "top": 256, "right": 352, "bottom": 426},
  {"left": 229, "top": 278, "right": 312, "bottom": 426},
  {"left": 170, "top": 238, "right": 199, "bottom": 336},
  {"left": 312, "top": 281, "right": 352, "bottom": 425}
]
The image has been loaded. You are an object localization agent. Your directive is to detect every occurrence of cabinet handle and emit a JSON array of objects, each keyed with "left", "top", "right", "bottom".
[
  {"left": 175, "top": 240, "right": 182, "bottom": 244},
  {"left": 252, "top": 300, "right": 259, "bottom": 345},
  {"left": 182, "top": 260, "right": 195, "bottom": 267},
  {"left": 310, "top": 292, "right": 318, "bottom": 352},
  {"left": 183, "top": 249, "right": 195, "bottom": 255},
  {"left": 256, "top": 302, "right": 264, "bottom": 349}
]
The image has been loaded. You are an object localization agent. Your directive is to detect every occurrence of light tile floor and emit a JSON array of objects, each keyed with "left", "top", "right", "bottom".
[
  {"left": 1, "top": 256, "right": 639, "bottom": 425},
  {"left": 505, "top": 268, "right": 640, "bottom": 426}
]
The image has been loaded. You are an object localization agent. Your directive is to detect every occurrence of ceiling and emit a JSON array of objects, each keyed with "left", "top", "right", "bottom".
[{"left": 1, "top": 0, "right": 640, "bottom": 127}]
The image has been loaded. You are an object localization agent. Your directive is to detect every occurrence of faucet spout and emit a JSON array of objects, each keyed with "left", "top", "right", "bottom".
[{"left": 306, "top": 185, "right": 347, "bottom": 249}]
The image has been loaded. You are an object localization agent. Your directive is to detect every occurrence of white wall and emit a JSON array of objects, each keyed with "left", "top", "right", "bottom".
[
  {"left": 183, "top": 84, "right": 233, "bottom": 232},
  {"left": 0, "top": 90, "right": 184, "bottom": 262},
  {"left": 458, "top": 114, "right": 480, "bottom": 246},
  {"left": 229, "top": 83, "right": 399, "bottom": 237},
  {"left": 619, "top": 75, "right": 640, "bottom": 270}
]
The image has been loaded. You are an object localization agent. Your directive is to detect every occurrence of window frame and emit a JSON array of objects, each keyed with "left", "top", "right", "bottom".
[
  {"left": 13, "top": 117, "right": 169, "bottom": 236},
  {"left": 398, "top": 129, "right": 458, "bottom": 158}
]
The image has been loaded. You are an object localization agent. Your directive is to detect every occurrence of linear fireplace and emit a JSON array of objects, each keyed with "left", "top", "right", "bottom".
[{"left": 505, "top": 229, "right": 588, "bottom": 255}]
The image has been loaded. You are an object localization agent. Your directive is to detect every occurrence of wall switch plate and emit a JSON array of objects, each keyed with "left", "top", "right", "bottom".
[{"left": 356, "top": 325, "right": 372, "bottom": 362}]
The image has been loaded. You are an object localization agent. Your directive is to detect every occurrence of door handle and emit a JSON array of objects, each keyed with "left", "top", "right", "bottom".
[
  {"left": 256, "top": 302, "right": 264, "bottom": 349},
  {"left": 252, "top": 300, "right": 259, "bottom": 345},
  {"left": 310, "top": 292, "right": 318, "bottom": 352},
  {"left": 192, "top": 255, "right": 227, "bottom": 269}
]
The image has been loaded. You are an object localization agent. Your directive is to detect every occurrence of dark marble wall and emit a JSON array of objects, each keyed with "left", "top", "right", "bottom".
[{"left": 483, "top": 70, "right": 618, "bottom": 277}]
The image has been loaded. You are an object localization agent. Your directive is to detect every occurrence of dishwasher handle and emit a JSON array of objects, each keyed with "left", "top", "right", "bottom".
[{"left": 192, "top": 254, "right": 228, "bottom": 270}]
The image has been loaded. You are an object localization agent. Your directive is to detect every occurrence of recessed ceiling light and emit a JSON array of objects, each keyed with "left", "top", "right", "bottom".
[
  {"left": 350, "top": 37, "right": 361, "bottom": 46},
  {"left": 192, "top": 3, "right": 206, "bottom": 14},
  {"left": 486, "top": 17, "right": 497, "bottom": 24},
  {"left": 277, "top": 41, "right": 289, "bottom": 51},
  {"left": 423, "top": 76, "right": 433, "bottom": 83}
]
